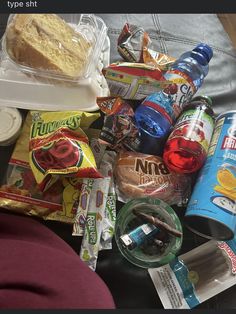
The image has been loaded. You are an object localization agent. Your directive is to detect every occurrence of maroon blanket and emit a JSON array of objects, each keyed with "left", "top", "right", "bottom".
[{"left": 0, "top": 212, "right": 115, "bottom": 309}]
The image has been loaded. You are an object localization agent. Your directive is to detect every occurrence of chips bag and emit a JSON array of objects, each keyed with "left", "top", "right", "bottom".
[
  {"left": 97, "top": 96, "right": 141, "bottom": 152},
  {"left": 117, "top": 23, "right": 148, "bottom": 63},
  {"left": 0, "top": 113, "right": 76, "bottom": 223},
  {"left": 117, "top": 23, "right": 176, "bottom": 71},
  {"left": 102, "top": 62, "right": 171, "bottom": 100},
  {"left": 29, "top": 111, "right": 102, "bottom": 191},
  {"left": 142, "top": 48, "right": 176, "bottom": 71}
]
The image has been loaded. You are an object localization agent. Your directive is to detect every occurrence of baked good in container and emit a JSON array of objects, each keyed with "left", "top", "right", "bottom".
[{"left": 5, "top": 14, "right": 92, "bottom": 78}]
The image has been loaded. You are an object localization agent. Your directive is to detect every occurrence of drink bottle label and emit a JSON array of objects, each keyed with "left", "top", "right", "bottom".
[
  {"left": 168, "top": 109, "right": 215, "bottom": 153},
  {"left": 164, "top": 69, "right": 196, "bottom": 119},
  {"left": 141, "top": 92, "right": 174, "bottom": 124}
]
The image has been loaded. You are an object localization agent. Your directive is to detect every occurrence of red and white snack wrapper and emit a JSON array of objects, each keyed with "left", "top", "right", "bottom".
[{"left": 148, "top": 238, "right": 236, "bottom": 309}]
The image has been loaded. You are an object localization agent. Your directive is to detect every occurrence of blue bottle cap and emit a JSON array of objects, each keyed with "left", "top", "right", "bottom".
[{"left": 193, "top": 43, "right": 213, "bottom": 62}]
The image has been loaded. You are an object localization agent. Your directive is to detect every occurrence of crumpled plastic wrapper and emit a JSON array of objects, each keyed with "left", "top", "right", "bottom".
[{"left": 117, "top": 22, "right": 175, "bottom": 70}]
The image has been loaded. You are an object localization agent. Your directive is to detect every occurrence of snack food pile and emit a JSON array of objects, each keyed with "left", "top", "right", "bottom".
[{"left": 0, "top": 15, "right": 236, "bottom": 310}]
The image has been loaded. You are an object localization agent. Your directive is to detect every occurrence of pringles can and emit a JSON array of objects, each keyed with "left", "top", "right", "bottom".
[{"left": 185, "top": 110, "right": 236, "bottom": 240}]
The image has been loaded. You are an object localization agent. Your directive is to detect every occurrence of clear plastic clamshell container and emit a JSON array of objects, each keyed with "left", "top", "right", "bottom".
[{"left": 0, "top": 14, "right": 110, "bottom": 111}]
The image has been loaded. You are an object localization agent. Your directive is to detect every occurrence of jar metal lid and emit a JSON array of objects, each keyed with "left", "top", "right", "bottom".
[
  {"left": 0, "top": 107, "right": 22, "bottom": 146},
  {"left": 191, "top": 95, "right": 213, "bottom": 107}
]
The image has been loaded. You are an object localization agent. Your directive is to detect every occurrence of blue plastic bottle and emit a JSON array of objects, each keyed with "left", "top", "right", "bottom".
[
  {"left": 134, "top": 43, "right": 213, "bottom": 156},
  {"left": 135, "top": 92, "right": 173, "bottom": 155},
  {"left": 164, "top": 43, "right": 213, "bottom": 117}
]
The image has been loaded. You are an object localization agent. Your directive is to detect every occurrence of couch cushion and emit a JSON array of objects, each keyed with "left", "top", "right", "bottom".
[{"left": 98, "top": 13, "right": 236, "bottom": 115}]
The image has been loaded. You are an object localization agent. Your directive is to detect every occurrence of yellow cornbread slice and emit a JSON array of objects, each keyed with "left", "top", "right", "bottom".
[{"left": 5, "top": 14, "right": 92, "bottom": 78}]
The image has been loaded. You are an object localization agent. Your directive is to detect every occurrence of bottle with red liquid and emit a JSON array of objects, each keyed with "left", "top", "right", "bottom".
[
  {"left": 163, "top": 95, "right": 215, "bottom": 174},
  {"left": 134, "top": 43, "right": 213, "bottom": 156}
]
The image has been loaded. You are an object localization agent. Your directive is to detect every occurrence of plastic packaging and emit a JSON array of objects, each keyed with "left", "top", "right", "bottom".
[
  {"left": 0, "top": 112, "right": 73, "bottom": 224},
  {"left": 163, "top": 95, "right": 215, "bottom": 174},
  {"left": 163, "top": 43, "right": 213, "bottom": 115},
  {"left": 0, "top": 14, "right": 110, "bottom": 111},
  {"left": 114, "top": 151, "right": 192, "bottom": 206},
  {"left": 72, "top": 150, "right": 117, "bottom": 242},
  {"left": 117, "top": 23, "right": 175, "bottom": 70},
  {"left": 117, "top": 23, "right": 147, "bottom": 63},
  {"left": 148, "top": 237, "right": 236, "bottom": 309},
  {"left": 4, "top": 14, "right": 106, "bottom": 80},
  {"left": 134, "top": 91, "right": 173, "bottom": 155},
  {"left": 0, "top": 107, "right": 22, "bottom": 146},
  {"left": 99, "top": 151, "right": 117, "bottom": 250},
  {"left": 100, "top": 179, "right": 116, "bottom": 250},
  {"left": 102, "top": 62, "right": 170, "bottom": 100},
  {"left": 80, "top": 176, "right": 111, "bottom": 271},
  {"left": 61, "top": 177, "right": 82, "bottom": 219},
  {"left": 97, "top": 96, "right": 141, "bottom": 152},
  {"left": 72, "top": 178, "right": 94, "bottom": 236},
  {"left": 28, "top": 110, "right": 102, "bottom": 192},
  {"left": 142, "top": 47, "right": 176, "bottom": 71}
]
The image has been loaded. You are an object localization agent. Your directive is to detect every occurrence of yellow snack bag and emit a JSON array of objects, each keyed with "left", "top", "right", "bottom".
[
  {"left": 29, "top": 111, "right": 102, "bottom": 191},
  {"left": 0, "top": 113, "right": 71, "bottom": 223}
]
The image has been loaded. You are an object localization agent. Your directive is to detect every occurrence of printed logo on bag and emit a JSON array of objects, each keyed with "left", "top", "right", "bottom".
[
  {"left": 135, "top": 158, "right": 169, "bottom": 175},
  {"left": 31, "top": 115, "right": 81, "bottom": 138},
  {"left": 86, "top": 213, "right": 97, "bottom": 245},
  {"left": 218, "top": 242, "right": 236, "bottom": 274}
]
